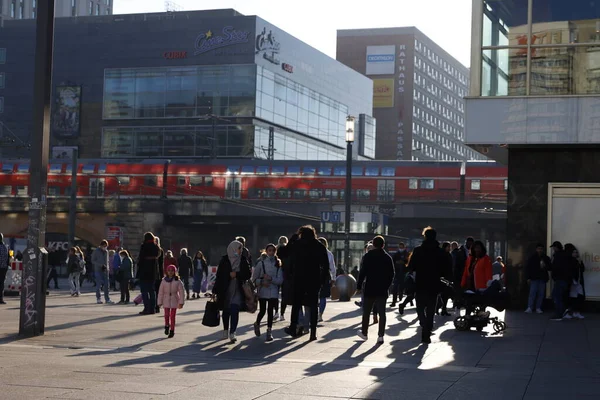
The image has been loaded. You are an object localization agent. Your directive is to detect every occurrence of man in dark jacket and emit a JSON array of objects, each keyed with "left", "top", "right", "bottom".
[
  {"left": 236, "top": 236, "right": 253, "bottom": 267},
  {"left": 549, "top": 241, "right": 572, "bottom": 320},
  {"left": 525, "top": 243, "right": 550, "bottom": 314},
  {"left": 453, "top": 237, "right": 473, "bottom": 288},
  {"left": 178, "top": 248, "right": 193, "bottom": 300},
  {"left": 391, "top": 243, "right": 408, "bottom": 307},
  {"left": 137, "top": 232, "right": 160, "bottom": 315},
  {"left": 154, "top": 236, "right": 164, "bottom": 313},
  {"left": 357, "top": 236, "right": 395, "bottom": 344},
  {"left": 408, "top": 227, "right": 451, "bottom": 344},
  {"left": 279, "top": 225, "right": 329, "bottom": 341}
]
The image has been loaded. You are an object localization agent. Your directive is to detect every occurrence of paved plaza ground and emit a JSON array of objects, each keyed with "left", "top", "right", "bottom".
[{"left": 1, "top": 279, "right": 600, "bottom": 400}]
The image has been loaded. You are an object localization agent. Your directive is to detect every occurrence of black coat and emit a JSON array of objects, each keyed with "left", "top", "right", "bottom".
[
  {"left": 526, "top": 253, "right": 550, "bottom": 282},
  {"left": 157, "top": 248, "right": 164, "bottom": 279},
  {"left": 178, "top": 255, "right": 193, "bottom": 279},
  {"left": 453, "top": 246, "right": 469, "bottom": 284},
  {"left": 136, "top": 241, "right": 160, "bottom": 282},
  {"left": 212, "top": 255, "right": 251, "bottom": 311},
  {"left": 357, "top": 248, "right": 395, "bottom": 297},
  {"left": 549, "top": 250, "right": 572, "bottom": 283},
  {"left": 408, "top": 239, "right": 450, "bottom": 294},
  {"left": 277, "top": 237, "right": 329, "bottom": 295},
  {"left": 277, "top": 244, "right": 295, "bottom": 306},
  {"left": 392, "top": 250, "right": 409, "bottom": 284}
]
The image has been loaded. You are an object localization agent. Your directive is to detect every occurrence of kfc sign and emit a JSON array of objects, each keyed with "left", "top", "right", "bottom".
[{"left": 164, "top": 51, "right": 188, "bottom": 59}]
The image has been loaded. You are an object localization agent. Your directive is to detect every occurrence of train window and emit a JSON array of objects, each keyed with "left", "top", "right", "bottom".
[
  {"left": 16, "top": 186, "right": 28, "bottom": 196},
  {"left": 303, "top": 167, "right": 316, "bottom": 176},
  {"left": 204, "top": 176, "right": 213, "bottom": 186},
  {"left": 365, "top": 167, "right": 379, "bottom": 176},
  {"left": 49, "top": 164, "right": 62, "bottom": 173},
  {"left": 145, "top": 176, "right": 158, "bottom": 187},
  {"left": 65, "top": 164, "right": 72, "bottom": 174},
  {"left": 177, "top": 177, "right": 187, "bottom": 187},
  {"left": 117, "top": 176, "right": 130, "bottom": 185},
  {"left": 381, "top": 167, "right": 395, "bottom": 177},
  {"left": 293, "top": 189, "right": 306, "bottom": 198},
  {"left": 340, "top": 190, "right": 345, "bottom": 200},
  {"left": 357, "top": 189, "right": 371, "bottom": 200},
  {"left": 48, "top": 186, "right": 60, "bottom": 196},
  {"left": 65, "top": 187, "right": 72, "bottom": 196},
  {"left": 17, "top": 164, "right": 29, "bottom": 173},
  {"left": 333, "top": 167, "right": 346, "bottom": 176},
  {"left": 317, "top": 167, "right": 331, "bottom": 176},
  {"left": 278, "top": 188, "right": 291, "bottom": 198},
  {"left": 408, "top": 179, "right": 418, "bottom": 190},
  {"left": 190, "top": 176, "right": 203, "bottom": 187},
  {"left": 471, "top": 180, "right": 481, "bottom": 191},
  {"left": 271, "top": 166, "right": 285, "bottom": 175},
  {"left": 504, "top": 179, "right": 508, "bottom": 191},
  {"left": 82, "top": 164, "right": 95, "bottom": 174},
  {"left": 256, "top": 166, "right": 269, "bottom": 175},
  {"left": 98, "top": 164, "right": 107, "bottom": 174},
  {"left": 287, "top": 166, "right": 300, "bottom": 175},
  {"left": 263, "top": 188, "right": 275, "bottom": 198},
  {"left": 352, "top": 167, "right": 364, "bottom": 176},
  {"left": 419, "top": 179, "right": 434, "bottom": 190},
  {"left": 309, "top": 189, "right": 322, "bottom": 199},
  {"left": 241, "top": 166, "right": 254, "bottom": 175},
  {"left": 1, "top": 163, "right": 13, "bottom": 173},
  {"left": 0, "top": 186, "right": 10, "bottom": 195}
]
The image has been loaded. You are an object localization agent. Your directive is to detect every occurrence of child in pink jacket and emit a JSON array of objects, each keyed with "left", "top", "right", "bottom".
[{"left": 157, "top": 264, "right": 185, "bottom": 338}]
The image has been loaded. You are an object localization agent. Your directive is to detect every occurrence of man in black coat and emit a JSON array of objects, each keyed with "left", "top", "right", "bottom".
[
  {"left": 549, "top": 241, "right": 572, "bottom": 320},
  {"left": 178, "top": 248, "right": 194, "bottom": 300},
  {"left": 357, "top": 236, "right": 395, "bottom": 344},
  {"left": 453, "top": 237, "right": 473, "bottom": 289},
  {"left": 137, "top": 232, "right": 160, "bottom": 315},
  {"left": 408, "top": 227, "right": 451, "bottom": 344},
  {"left": 279, "top": 225, "right": 329, "bottom": 341}
]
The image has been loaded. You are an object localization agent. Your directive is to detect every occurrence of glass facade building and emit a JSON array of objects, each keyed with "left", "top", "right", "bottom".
[{"left": 0, "top": 10, "right": 374, "bottom": 160}]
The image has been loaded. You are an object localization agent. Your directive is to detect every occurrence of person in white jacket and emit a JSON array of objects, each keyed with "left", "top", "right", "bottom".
[
  {"left": 252, "top": 244, "right": 284, "bottom": 342},
  {"left": 318, "top": 237, "right": 336, "bottom": 322},
  {"left": 157, "top": 264, "right": 185, "bottom": 338}
]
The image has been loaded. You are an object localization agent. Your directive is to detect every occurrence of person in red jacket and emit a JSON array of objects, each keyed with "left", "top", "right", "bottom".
[{"left": 461, "top": 241, "right": 493, "bottom": 292}]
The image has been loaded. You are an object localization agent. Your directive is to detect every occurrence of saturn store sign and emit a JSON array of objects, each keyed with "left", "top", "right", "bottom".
[{"left": 373, "top": 79, "right": 395, "bottom": 108}]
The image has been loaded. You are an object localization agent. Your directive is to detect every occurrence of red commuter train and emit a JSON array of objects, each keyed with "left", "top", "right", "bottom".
[{"left": 0, "top": 159, "right": 507, "bottom": 204}]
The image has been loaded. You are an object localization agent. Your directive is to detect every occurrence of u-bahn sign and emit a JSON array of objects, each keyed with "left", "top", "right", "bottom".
[{"left": 320, "top": 211, "right": 341, "bottom": 223}]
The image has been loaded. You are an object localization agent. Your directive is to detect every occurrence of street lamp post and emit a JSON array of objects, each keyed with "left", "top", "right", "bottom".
[{"left": 344, "top": 116, "right": 355, "bottom": 274}]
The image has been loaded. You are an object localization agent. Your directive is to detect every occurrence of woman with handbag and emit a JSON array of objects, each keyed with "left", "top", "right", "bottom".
[
  {"left": 252, "top": 244, "right": 283, "bottom": 342},
  {"left": 213, "top": 240, "right": 251, "bottom": 344}
]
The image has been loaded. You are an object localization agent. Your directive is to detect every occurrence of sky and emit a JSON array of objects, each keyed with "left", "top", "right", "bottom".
[{"left": 113, "top": 0, "right": 473, "bottom": 67}]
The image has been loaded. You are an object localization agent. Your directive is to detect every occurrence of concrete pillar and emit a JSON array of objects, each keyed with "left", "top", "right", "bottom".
[{"left": 252, "top": 224, "right": 259, "bottom": 259}]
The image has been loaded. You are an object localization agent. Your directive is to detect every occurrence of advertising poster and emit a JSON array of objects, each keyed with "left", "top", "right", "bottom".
[
  {"left": 52, "top": 86, "right": 82, "bottom": 138},
  {"left": 373, "top": 79, "right": 395, "bottom": 108},
  {"left": 51, "top": 146, "right": 78, "bottom": 160},
  {"left": 366, "top": 45, "right": 395, "bottom": 75},
  {"left": 106, "top": 226, "right": 124, "bottom": 249}
]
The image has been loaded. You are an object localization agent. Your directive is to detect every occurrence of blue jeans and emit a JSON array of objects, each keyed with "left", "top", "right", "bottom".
[
  {"left": 95, "top": 272, "right": 110, "bottom": 302},
  {"left": 319, "top": 297, "right": 327, "bottom": 316},
  {"left": 193, "top": 269, "right": 203, "bottom": 293},
  {"left": 222, "top": 303, "right": 240, "bottom": 333},
  {"left": 552, "top": 280, "right": 568, "bottom": 318},
  {"left": 527, "top": 279, "right": 547, "bottom": 311},
  {"left": 139, "top": 280, "right": 156, "bottom": 313}
]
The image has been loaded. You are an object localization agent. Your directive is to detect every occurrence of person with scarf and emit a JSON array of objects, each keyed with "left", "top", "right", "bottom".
[
  {"left": 252, "top": 243, "right": 283, "bottom": 342},
  {"left": 213, "top": 240, "right": 251, "bottom": 343},
  {"left": 136, "top": 232, "right": 161, "bottom": 315},
  {"left": 192, "top": 251, "right": 208, "bottom": 299},
  {"left": 157, "top": 264, "right": 185, "bottom": 338}
]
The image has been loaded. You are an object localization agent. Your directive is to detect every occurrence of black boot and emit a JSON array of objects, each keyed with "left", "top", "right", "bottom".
[
  {"left": 421, "top": 330, "right": 431, "bottom": 344},
  {"left": 168, "top": 330, "right": 174, "bottom": 338},
  {"left": 164, "top": 325, "right": 170, "bottom": 335},
  {"left": 284, "top": 325, "right": 298, "bottom": 338},
  {"left": 398, "top": 304, "right": 405, "bottom": 315}
]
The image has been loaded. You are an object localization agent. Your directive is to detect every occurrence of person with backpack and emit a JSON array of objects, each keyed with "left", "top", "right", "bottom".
[{"left": 252, "top": 244, "right": 283, "bottom": 342}]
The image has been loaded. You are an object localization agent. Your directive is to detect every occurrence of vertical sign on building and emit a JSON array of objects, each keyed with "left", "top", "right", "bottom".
[
  {"left": 106, "top": 226, "right": 123, "bottom": 249},
  {"left": 365, "top": 45, "right": 396, "bottom": 75},
  {"left": 396, "top": 45, "right": 407, "bottom": 159}
]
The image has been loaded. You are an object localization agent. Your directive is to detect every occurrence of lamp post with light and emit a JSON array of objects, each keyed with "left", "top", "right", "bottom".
[{"left": 344, "top": 116, "right": 355, "bottom": 274}]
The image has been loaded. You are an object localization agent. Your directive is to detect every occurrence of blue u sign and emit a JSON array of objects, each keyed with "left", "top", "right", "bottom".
[{"left": 321, "top": 211, "right": 341, "bottom": 223}]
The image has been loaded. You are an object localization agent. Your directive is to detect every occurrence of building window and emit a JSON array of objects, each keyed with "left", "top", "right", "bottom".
[
  {"left": 96, "top": 3, "right": 100, "bottom": 15},
  {"left": 420, "top": 179, "right": 435, "bottom": 190},
  {"left": 0, "top": 48, "right": 5, "bottom": 64},
  {"left": 71, "top": 0, "right": 76, "bottom": 16},
  {"left": 0, "top": 73, "right": 4, "bottom": 88},
  {"left": 10, "top": 0, "right": 15, "bottom": 18},
  {"left": 18, "top": 0, "right": 23, "bottom": 18},
  {"left": 408, "top": 178, "right": 418, "bottom": 190},
  {"left": 471, "top": 180, "right": 481, "bottom": 191},
  {"left": 0, "top": 97, "right": 4, "bottom": 113},
  {"left": 89, "top": 1, "right": 93, "bottom": 15}
]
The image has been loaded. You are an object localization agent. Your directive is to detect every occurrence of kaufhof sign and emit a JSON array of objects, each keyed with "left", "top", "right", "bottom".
[{"left": 366, "top": 45, "right": 396, "bottom": 75}]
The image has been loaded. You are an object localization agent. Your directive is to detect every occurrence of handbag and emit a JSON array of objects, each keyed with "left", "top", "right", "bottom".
[
  {"left": 242, "top": 280, "right": 258, "bottom": 313},
  {"left": 202, "top": 297, "right": 221, "bottom": 327}
]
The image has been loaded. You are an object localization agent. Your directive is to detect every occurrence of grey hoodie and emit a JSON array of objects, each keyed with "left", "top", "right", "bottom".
[
  {"left": 252, "top": 256, "right": 283, "bottom": 299},
  {"left": 91, "top": 247, "right": 109, "bottom": 274}
]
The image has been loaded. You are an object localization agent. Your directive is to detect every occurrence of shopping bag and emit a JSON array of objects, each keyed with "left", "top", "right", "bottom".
[
  {"left": 133, "top": 293, "right": 143, "bottom": 305},
  {"left": 331, "top": 284, "right": 340, "bottom": 301},
  {"left": 201, "top": 278, "right": 208, "bottom": 293},
  {"left": 202, "top": 298, "right": 221, "bottom": 327},
  {"left": 242, "top": 280, "right": 258, "bottom": 313}
]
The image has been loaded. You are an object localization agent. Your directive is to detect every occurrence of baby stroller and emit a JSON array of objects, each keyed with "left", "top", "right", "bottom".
[{"left": 453, "top": 280, "right": 508, "bottom": 333}]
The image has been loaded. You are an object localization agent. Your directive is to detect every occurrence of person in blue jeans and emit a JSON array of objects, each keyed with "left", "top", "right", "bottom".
[
  {"left": 192, "top": 251, "right": 208, "bottom": 299},
  {"left": 525, "top": 243, "right": 551, "bottom": 314},
  {"left": 91, "top": 240, "right": 113, "bottom": 305},
  {"left": 548, "top": 241, "right": 572, "bottom": 320}
]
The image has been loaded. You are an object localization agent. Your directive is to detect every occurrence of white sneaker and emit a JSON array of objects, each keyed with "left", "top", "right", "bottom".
[
  {"left": 357, "top": 329, "right": 368, "bottom": 341},
  {"left": 535, "top": 309, "right": 543, "bottom": 314},
  {"left": 273, "top": 312, "right": 279, "bottom": 320},
  {"left": 574, "top": 312, "right": 585, "bottom": 319},
  {"left": 377, "top": 336, "right": 384, "bottom": 344},
  {"left": 525, "top": 308, "right": 532, "bottom": 313},
  {"left": 563, "top": 313, "right": 573, "bottom": 320},
  {"left": 279, "top": 315, "right": 285, "bottom": 322},
  {"left": 96, "top": 299, "right": 103, "bottom": 304},
  {"left": 229, "top": 333, "right": 237, "bottom": 343},
  {"left": 222, "top": 330, "right": 229, "bottom": 339}
]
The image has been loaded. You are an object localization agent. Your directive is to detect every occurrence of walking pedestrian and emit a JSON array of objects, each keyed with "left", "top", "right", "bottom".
[
  {"left": 461, "top": 240, "right": 494, "bottom": 317},
  {"left": 356, "top": 236, "right": 395, "bottom": 344},
  {"left": 317, "top": 237, "right": 336, "bottom": 322},
  {"left": 408, "top": 227, "right": 450, "bottom": 344},
  {"left": 277, "top": 234, "right": 295, "bottom": 322},
  {"left": 454, "top": 237, "right": 473, "bottom": 292},
  {"left": 157, "top": 264, "right": 185, "bottom": 338},
  {"left": 549, "top": 241, "right": 571, "bottom": 320},
  {"left": 154, "top": 237, "right": 165, "bottom": 314},
  {"left": 235, "top": 236, "right": 253, "bottom": 267},
  {"left": 252, "top": 244, "right": 283, "bottom": 342},
  {"left": 137, "top": 232, "right": 161, "bottom": 315},
  {"left": 213, "top": 240, "right": 252, "bottom": 343},
  {"left": 0, "top": 233, "right": 9, "bottom": 304},
  {"left": 67, "top": 247, "right": 82, "bottom": 297},
  {"left": 47, "top": 249, "right": 60, "bottom": 290},
  {"left": 118, "top": 250, "right": 133, "bottom": 304},
  {"left": 525, "top": 244, "right": 550, "bottom": 314},
  {"left": 564, "top": 244, "right": 585, "bottom": 320},
  {"left": 391, "top": 242, "right": 408, "bottom": 307},
  {"left": 92, "top": 240, "right": 113, "bottom": 304},
  {"left": 192, "top": 251, "right": 208, "bottom": 299},
  {"left": 178, "top": 248, "right": 193, "bottom": 300},
  {"left": 437, "top": 242, "right": 453, "bottom": 316},
  {"left": 108, "top": 250, "right": 117, "bottom": 292},
  {"left": 279, "top": 225, "right": 329, "bottom": 341}
]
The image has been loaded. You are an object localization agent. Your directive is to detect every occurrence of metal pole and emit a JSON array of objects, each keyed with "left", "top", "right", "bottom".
[
  {"left": 211, "top": 116, "right": 217, "bottom": 159},
  {"left": 268, "top": 126, "right": 274, "bottom": 160},
  {"left": 68, "top": 148, "right": 78, "bottom": 247},
  {"left": 344, "top": 140, "right": 352, "bottom": 274},
  {"left": 161, "top": 160, "right": 170, "bottom": 199},
  {"left": 19, "top": 0, "right": 55, "bottom": 337}
]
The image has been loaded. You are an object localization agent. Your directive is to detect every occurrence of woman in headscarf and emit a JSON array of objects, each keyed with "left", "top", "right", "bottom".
[{"left": 213, "top": 240, "right": 251, "bottom": 344}]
